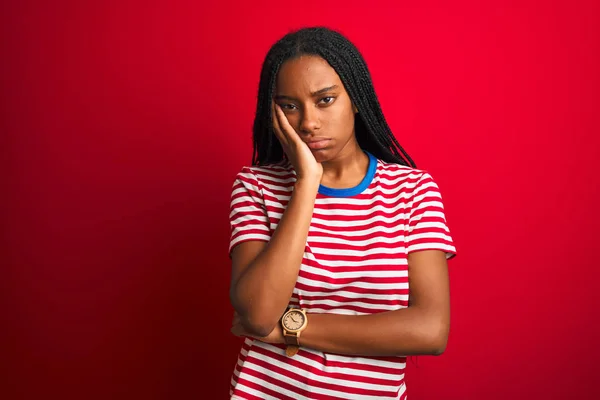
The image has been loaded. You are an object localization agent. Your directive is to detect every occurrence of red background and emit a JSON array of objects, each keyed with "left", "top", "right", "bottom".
[{"left": 2, "top": 1, "right": 599, "bottom": 399}]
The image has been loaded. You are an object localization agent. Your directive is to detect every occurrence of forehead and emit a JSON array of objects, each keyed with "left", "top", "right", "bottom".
[{"left": 276, "top": 55, "right": 342, "bottom": 93}]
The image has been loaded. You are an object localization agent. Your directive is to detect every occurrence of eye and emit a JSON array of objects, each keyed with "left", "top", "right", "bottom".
[
  {"left": 319, "top": 97, "right": 335, "bottom": 105},
  {"left": 280, "top": 103, "right": 298, "bottom": 111}
]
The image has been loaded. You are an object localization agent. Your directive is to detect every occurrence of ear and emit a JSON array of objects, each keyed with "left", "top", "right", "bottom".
[{"left": 352, "top": 103, "right": 358, "bottom": 114}]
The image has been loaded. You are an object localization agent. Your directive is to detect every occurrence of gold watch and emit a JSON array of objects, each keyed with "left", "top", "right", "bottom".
[{"left": 281, "top": 308, "right": 308, "bottom": 357}]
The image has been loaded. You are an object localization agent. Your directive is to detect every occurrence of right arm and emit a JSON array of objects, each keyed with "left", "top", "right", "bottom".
[
  {"left": 229, "top": 103, "right": 322, "bottom": 337},
  {"left": 229, "top": 178, "right": 319, "bottom": 337}
]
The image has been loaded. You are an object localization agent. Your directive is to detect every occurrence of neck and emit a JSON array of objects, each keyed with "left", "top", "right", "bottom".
[{"left": 320, "top": 141, "right": 370, "bottom": 189}]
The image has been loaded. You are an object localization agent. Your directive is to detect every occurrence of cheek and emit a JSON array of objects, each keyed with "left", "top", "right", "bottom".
[
  {"left": 329, "top": 104, "right": 355, "bottom": 134},
  {"left": 283, "top": 112, "right": 300, "bottom": 130}
]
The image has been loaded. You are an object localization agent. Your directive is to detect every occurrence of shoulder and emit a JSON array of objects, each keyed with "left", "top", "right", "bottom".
[
  {"left": 232, "top": 161, "right": 296, "bottom": 189},
  {"left": 238, "top": 161, "right": 294, "bottom": 177},
  {"left": 376, "top": 158, "right": 432, "bottom": 184},
  {"left": 374, "top": 158, "right": 445, "bottom": 202}
]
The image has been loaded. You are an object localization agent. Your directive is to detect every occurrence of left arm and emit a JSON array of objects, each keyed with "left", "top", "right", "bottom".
[{"left": 232, "top": 249, "right": 450, "bottom": 357}]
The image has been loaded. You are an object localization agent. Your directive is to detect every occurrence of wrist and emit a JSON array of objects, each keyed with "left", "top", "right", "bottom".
[
  {"left": 276, "top": 330, "right": 285, "bottom": 344},
  {"left": 294, "top": 177, "right": 321, "bottom": 193},
  {"left": 281, "top": 308, "right": 309, "bottom": 356}
]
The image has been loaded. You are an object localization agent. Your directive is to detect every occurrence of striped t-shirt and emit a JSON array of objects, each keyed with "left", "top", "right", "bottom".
[{"left": 228, "top": 151, "right": 456, "bottom": 400}]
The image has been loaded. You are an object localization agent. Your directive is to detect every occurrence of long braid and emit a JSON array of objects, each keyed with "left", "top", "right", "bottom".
[
  {"left": 325, "top": 34, "right": 415, "bottom": 167},
  {"left": 252, "top": 27, "right": 416, "bottom": 168}
]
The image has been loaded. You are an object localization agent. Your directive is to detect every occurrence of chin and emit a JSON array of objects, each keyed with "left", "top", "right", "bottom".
[{"left": 311, "top": 148, "right": 336, "bottom": 163}]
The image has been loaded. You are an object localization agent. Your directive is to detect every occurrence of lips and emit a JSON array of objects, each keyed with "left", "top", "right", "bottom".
[{"left": 306, "top": 138, "right": 331, "bottom": 150}]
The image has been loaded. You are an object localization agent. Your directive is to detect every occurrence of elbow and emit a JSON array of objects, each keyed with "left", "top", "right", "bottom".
[
  {"left": 243, "top": 315, "right": 278, "bottom": 337},
  {"left": 424, "top": 320, "right": 449, "bottom": 356},
  {"left": 229, "top": 290, "right": 279, "bottom": 337},
  {"left": 430, "top": 340, "right": 447, "bottom": 356}
]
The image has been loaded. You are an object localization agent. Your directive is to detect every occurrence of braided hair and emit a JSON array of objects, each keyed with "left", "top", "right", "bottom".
[{"left": 252, "top": 26, "right": 416, "bottom": 168}]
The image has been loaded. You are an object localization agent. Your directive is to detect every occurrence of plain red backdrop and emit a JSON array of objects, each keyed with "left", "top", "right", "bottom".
[{"left": 2, "top": 0, "right": 599, "bottom": 399}]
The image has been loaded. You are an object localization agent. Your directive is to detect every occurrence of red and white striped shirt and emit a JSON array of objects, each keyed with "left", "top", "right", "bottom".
[{"left": 228, "top": 152, "right": 456, "bottom": 400}]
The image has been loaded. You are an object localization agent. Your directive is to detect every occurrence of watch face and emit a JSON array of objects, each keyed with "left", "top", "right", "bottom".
[{"left": 282, "top": 310, "right": 306, "bottom": 331}]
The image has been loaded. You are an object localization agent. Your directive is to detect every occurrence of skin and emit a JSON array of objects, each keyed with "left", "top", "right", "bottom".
[
  {"left": 229, "top": 55, "right": 450, "bottom": 356},
  {"left": 273, "top": 55, "right": 368, "bottom": 188}
]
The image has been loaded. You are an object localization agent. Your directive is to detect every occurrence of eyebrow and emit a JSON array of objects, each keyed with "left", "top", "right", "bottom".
[{"left": 275, "top": 85, "right": 339, "bottom": 101}]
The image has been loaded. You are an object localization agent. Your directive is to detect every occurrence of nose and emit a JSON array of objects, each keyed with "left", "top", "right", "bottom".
[{"left": 299, "top": 106, "right": 320, "bottom": 133}]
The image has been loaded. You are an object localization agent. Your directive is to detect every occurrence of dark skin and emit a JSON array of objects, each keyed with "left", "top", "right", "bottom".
[{"left": 230, "top": 55, "right": 450, "bottom": 356}]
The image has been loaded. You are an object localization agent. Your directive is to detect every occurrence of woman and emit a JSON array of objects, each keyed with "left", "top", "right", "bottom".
[{"left": 228, "top": 26, "right": 456, "bottom": 400}]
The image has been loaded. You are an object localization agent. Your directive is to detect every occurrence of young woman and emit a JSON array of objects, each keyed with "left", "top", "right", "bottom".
[{"left": 227, "top": 26, "right": 456, "bottom": 400}]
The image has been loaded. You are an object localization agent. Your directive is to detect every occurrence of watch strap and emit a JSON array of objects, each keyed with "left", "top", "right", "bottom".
[
  {"left": 285, "top": 344, "right": 299, "bottom": 357},
  {"left": 281, "top": 309, "right": 306, "bottom": 357},
  {"left": 284, "top": 332, "right": 300, "bottom": 346}
]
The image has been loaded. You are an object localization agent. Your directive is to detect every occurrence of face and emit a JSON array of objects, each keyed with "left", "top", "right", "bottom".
[{"left": 274, "top": 55, "right": 358, "bottom": 162}]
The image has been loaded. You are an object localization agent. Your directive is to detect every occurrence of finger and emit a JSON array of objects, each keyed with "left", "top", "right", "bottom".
[
  {"left": 271, "top": 102, "right": 288, "bottom": 147},
  {"left": 231, "top": 323, "right": 260, "bottom": 340},
  {"left": 274, "top": 103, "right": 302, "bottom": 147},
  {"left": 230, "top": 323, "right": 245, "bottom": 337}
]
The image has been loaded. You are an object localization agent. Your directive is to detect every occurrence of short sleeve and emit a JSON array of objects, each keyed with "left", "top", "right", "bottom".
[
  {"left": 228, "top": 168, "right": 272, "bottom": 256},
  {"left": 406, "top": 172, "right": 457, "bottom": 259}
]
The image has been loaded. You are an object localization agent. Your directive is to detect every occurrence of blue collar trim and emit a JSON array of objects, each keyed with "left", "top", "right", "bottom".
[{"left": 318, "top": 152, "right": 377, "bottom": 197}]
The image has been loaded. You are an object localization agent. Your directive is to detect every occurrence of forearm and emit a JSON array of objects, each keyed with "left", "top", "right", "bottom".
[
  {"left": 300, "top": 307, "right": 449, "bottom": 357},
  {"left": 232, "top": 179, "right": 319, "bottom": 335}
]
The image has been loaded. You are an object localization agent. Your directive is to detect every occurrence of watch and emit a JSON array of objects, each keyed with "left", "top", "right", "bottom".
[{"left": 281, "top": 308, "right": 308, "bottom": 357}]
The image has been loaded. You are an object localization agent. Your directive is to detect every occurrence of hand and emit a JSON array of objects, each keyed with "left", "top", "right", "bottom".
[
  {"left": 272, "top": 102, "right": 323, "bottom": 182},
  {"left": 231, "top": 312, "right": 284, "bottom": 345}
]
